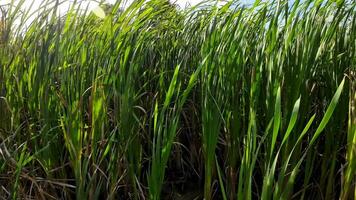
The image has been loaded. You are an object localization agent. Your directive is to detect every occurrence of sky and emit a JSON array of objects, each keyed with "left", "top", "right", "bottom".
[
  {"left": 1, "top": 0, "right": 251, "bottom": 28},
  {"left": 1, "top": 0, "right": 228, "bottom": 12},
  {"left": 1, "top": 0, "right": 257, "bottom": 17}
]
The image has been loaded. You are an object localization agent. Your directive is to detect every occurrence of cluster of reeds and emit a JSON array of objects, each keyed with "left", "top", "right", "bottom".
[{"left": 0, "top": 0, "right": 355, "bottom": 199}]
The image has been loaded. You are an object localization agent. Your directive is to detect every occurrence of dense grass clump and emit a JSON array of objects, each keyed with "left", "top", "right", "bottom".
[{"left": 0, "top": 0, "right": 355, "bottom": 199}]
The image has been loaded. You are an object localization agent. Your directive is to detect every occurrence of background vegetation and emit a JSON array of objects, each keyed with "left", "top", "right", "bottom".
[{"left": 0, "top": 0, "right": 355, "bottom": 199}]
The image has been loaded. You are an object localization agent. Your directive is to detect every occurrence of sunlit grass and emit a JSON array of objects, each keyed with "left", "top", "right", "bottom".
[{"left": 0, "top": 0, "right": 355, "bottom": 199}]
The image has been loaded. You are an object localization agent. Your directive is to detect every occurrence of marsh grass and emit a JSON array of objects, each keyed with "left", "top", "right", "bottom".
[{"left": 0, "top": 0, "right": 355, "bottom": 199}]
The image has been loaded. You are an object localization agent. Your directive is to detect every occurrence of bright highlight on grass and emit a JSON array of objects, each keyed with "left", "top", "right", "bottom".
[{"left": 0, "top": 0, "right": 355, "bottom": 199}]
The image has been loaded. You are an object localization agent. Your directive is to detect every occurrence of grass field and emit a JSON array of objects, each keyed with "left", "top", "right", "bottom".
[{"left": 0, "top": 0, "right": 355, "bottom": 199}]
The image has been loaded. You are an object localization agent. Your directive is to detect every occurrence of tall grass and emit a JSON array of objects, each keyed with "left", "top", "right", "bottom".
[{"left": 0, "top": 0, "right": 355, "bottom": 199}]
